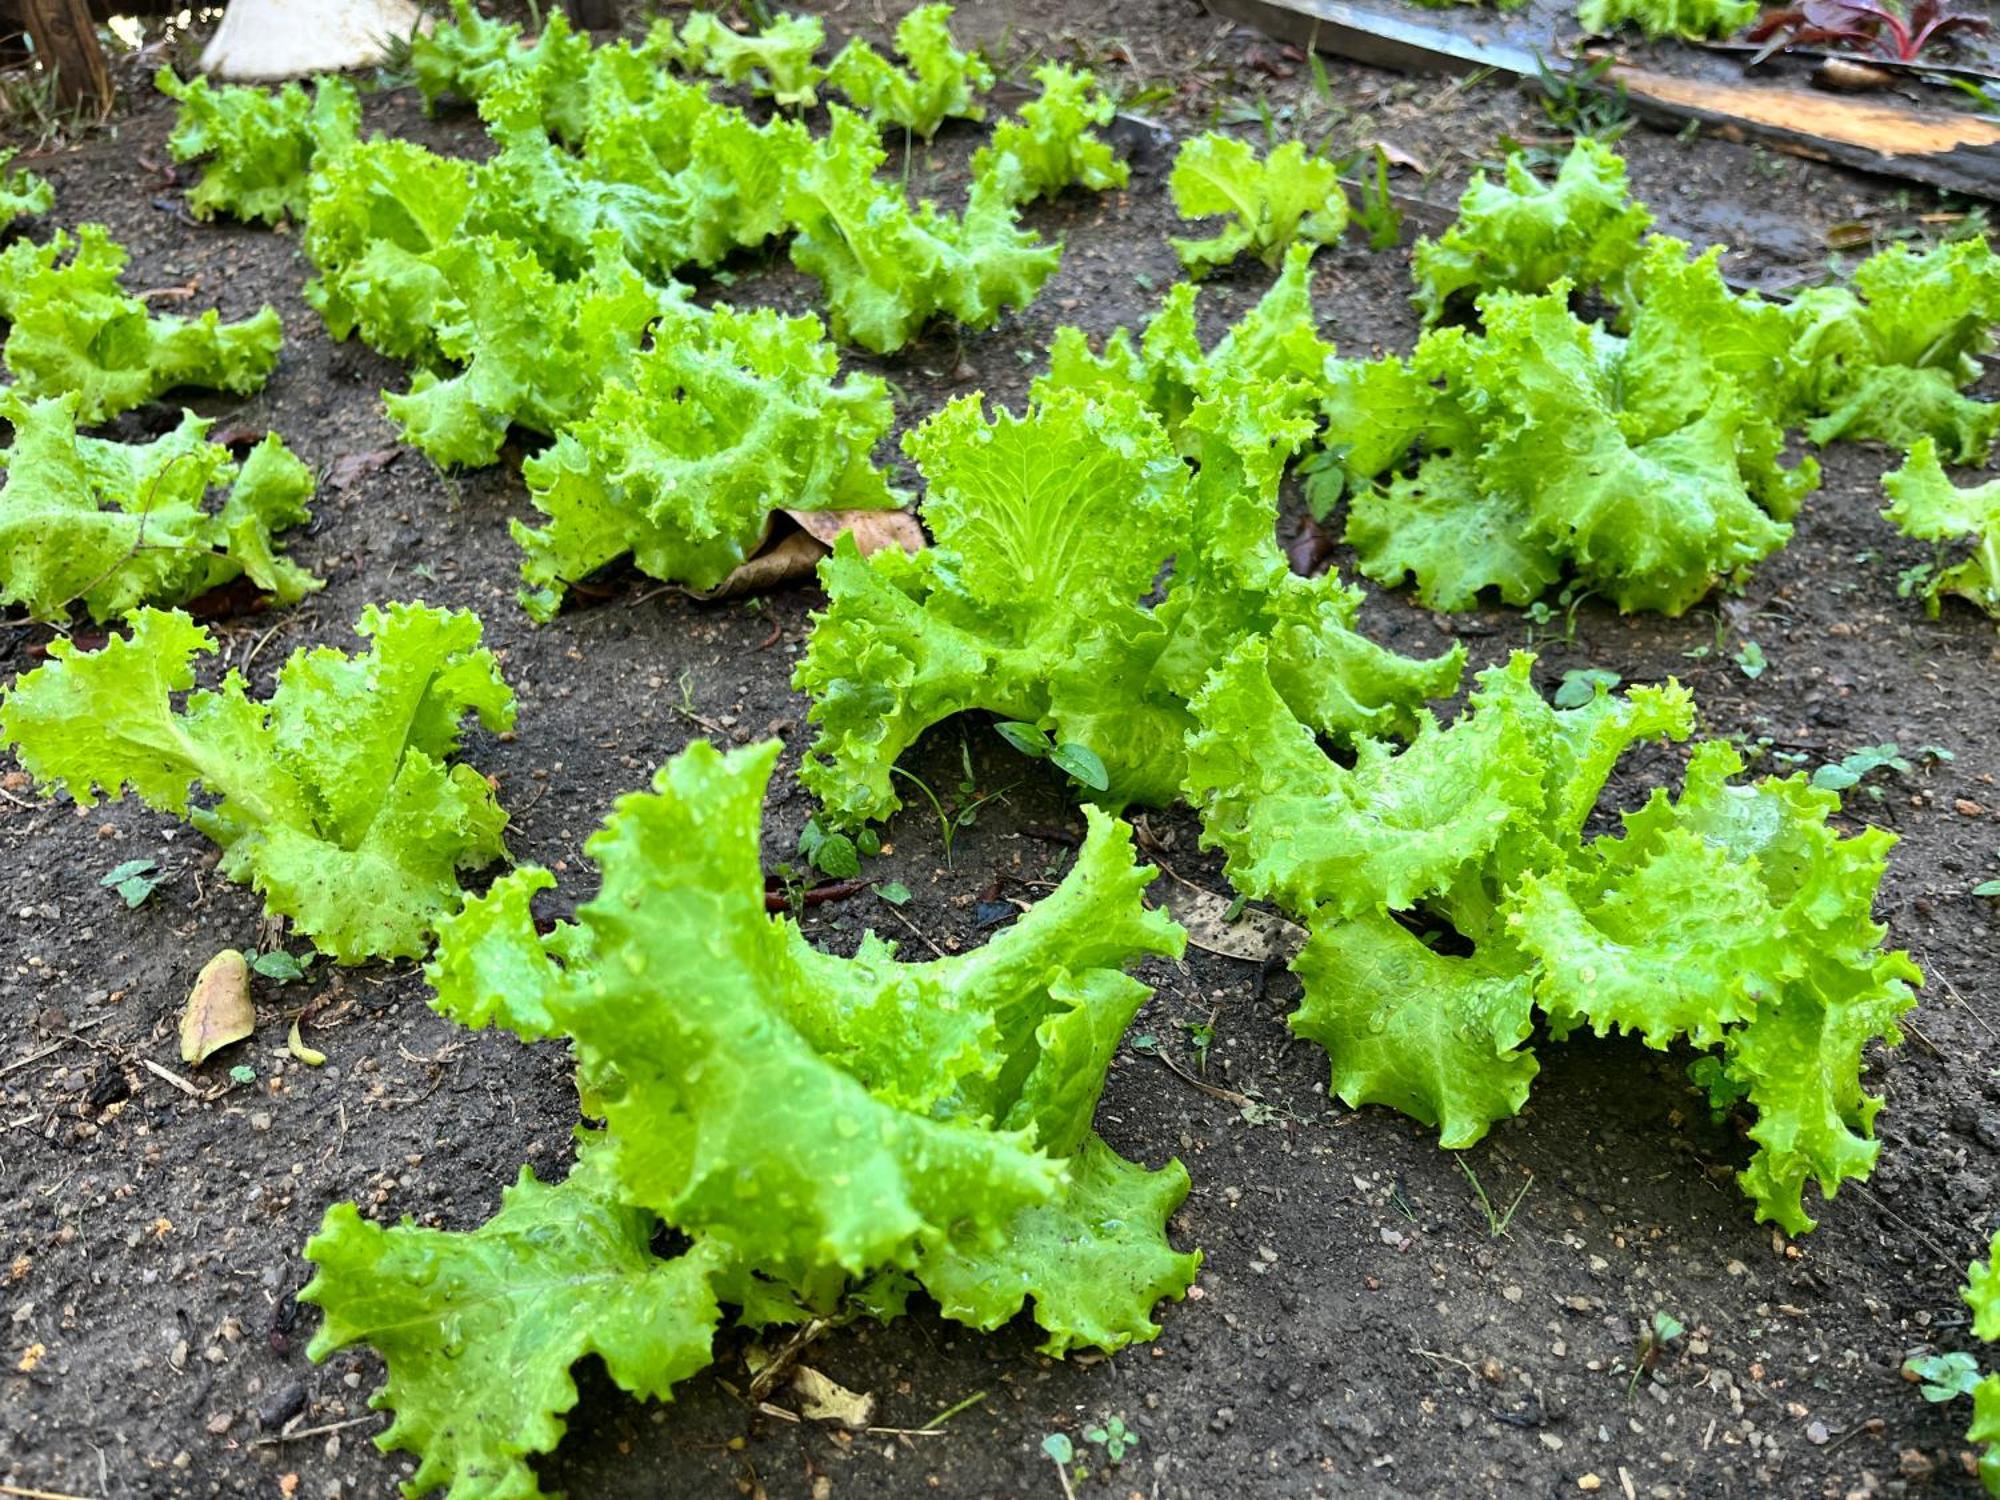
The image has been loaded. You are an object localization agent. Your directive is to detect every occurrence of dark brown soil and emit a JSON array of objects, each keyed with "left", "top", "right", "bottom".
[{"left": 4, "top": 5, "right": 1999, "bottom": 1498}]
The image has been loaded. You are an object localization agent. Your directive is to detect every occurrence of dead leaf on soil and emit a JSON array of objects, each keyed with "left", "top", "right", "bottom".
[
  {"left": 790, "top": 1365, "right": 875, "bottom": 1429},
  {"left": 326, "top": 447, "right": 400, "bottom": 492},
  {"left": 690, "top": 529, "right": 828, "bottom": 600},
  {"left": 179, "top": 949, "right": 255, "bottom": 1066},
  {"left": 1159, "top": 882, "right": 1304, "bottom": 964},
  {"left": 783, "top": 507, "right": 926, "bottom": 556},
  {"left": 1370, "top": 139, "right": 1427, "bottom": 172}
]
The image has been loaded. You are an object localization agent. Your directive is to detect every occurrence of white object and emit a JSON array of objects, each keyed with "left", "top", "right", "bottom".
[{"left": 199, "top": 0, "right": 427, "bottom": 81}]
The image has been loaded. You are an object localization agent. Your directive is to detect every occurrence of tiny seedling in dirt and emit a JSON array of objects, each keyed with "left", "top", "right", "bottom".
[
  {"left": 890, "top": 751, "right": 1018, "bottom": 870},
  {"left": 1084, "top": 1415, "right": 1139, "bottom": 1463},
  {"left": 875, "top": 880, "right": 911, "bottom": 906},
  {"left": 1810, "top": 743, "right": 1911, "bottom": 797},
  {"left": 1733, "top": 639, "right": 1768, "bottom": 680},
  {"left": 101, "top": 858, "right": 165, "bottom": 908},
  {"left": 1345, "top": 144, "right": 1402, "bottom": 250},
  {"left": 1904, "top": 1350, "right": 1983, "bottom": 1402},
  {"left": 1628, "top": 1310, "right": 1686, "bottom": 1396},
  {"left": 798, "top": 815, "right": 862, "bottom": 879},
  {"left": 250, "top": 950, "right": 312, "bottom": 984},
  {"left": 1456, "top": 1154, "right": 1533, "bottom": 1237},
  {"left": 1176, "top": 1015, "right": 1216, "bottom": 1074}
]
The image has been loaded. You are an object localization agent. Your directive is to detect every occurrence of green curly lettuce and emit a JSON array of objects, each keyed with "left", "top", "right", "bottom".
[
  {"left": 0, "top": 604, "right": 514, "bottom": 963},
  {"left": 794, "top": 386, "right": 1460, "bottom": 829},
  {"left": 514, "top": 299, "right": 903, "bottom": 616},
  {"left": 1577, "top": 0, "right": 1756, "bottom": 37},
  {"left": 1412, "top": 139, "right": 1653, "bottom": 324},
  {"left": 579, "top": 72, "right": 810, "bottom": 270},
  {"left": 827, "top": 2, "right": 992, "bottom": 137},
  {"left": 411, "top": 0, "right": 593, "bottom": 144},
  {"left": 0, "top": 147, "right": 51, "bottom": 229},
  {"left": 1946, "top": 1236, "right": 2000, "bottom": 1495},
  {"left": 1788, "top": 237, "right": 2000, "bottom": 462},
  {"left": 1329, "top": 271, "right": 1815, "bottom": 615},
  {"left": 303, "top": 738, "right": 1198, "bottom": 1498},
  {"left": 1882, "top": 437, "right": 2000, "bottom": 619},
  {"left": 0, "top": 393, "right": 319, "bottom": 622},
  {"left": 1038, "top": 241, "right": 1334, "bottom": 450},
  {"left": 301, "top": 139, "right": 478, "bottom": 361},
  {"left": 155, "top": 68, "right": 359, "bottom": 225},
  {"left": 380, "top": 233, "right": 685, "bottom": 469},
  {"left": 1185, "top": 646, "right": 1918, "bottom": 1231},
  {"left": 972, "top": 62, "right": 1127, "bottom": 204},
  {"left": 0, "top": 225, "right": 282, "bottom": 424},
  {"left": 785, "top": 106, "right": 1059, "bottom": 352},
  {"left": 1168, "top": 133, "right": 1349, "bottom": 276},
  {"left": 679, "top": 9, "right": 826, "bottom": 108}
]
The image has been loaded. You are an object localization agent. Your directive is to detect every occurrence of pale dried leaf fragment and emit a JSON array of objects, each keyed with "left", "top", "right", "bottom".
[
  {"left": 179, "top": 949, "right": 255, "bottom": 1065},
  {"left": 287, "top": 1018, "right": 325, "bottom": 1067},
  {"left": 1158, "top": 880, "right": 1304, "bottom": 964},
  {"left": 791, "top": 1365, "right": 875, "bottom": 1429},
  {"left": 784, "top": 507, "right": 927, "bottom": 555}
]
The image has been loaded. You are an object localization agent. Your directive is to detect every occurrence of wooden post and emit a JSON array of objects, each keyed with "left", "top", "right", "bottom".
[{"left": 18, "top": 0, "right": 110, "bottom": 116}]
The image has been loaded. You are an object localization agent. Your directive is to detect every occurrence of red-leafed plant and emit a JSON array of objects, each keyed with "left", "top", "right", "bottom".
[{"left": 1747, "top": 0, "right": 1991, "bottom": 62}]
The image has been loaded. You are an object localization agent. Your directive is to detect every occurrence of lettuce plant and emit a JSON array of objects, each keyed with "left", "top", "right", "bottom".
[
  {"left": 795, "top": 385, "right": 1461, "bottom": 828},
  {"left": 785, "top": 106, "right": 1059, "bottom": 352},
  {"left": 156, "top": 67, "right": 359, "bottom": 225},
  {"left": 1037, "top": 242, "right": 1334, "bottom": 450},
  {"left": 0, "top": 394, "right": 319, "bottom": 622},
  {"left": 1328, "top": 250, "right": 1817, "bottom": 614},
  {"left": 302, "top": 739, "right": 1198, "bottom": 1498},
  {"left": 1412, "top": 139, "right": 1653, "bottom": 324},
  {"left": 410, "top": 0, "right": 594, "bottom": 144},
  {"left": 972, "top": 62, "right": 1127, "bottom": 203},
  {"left": 1577, "top": 0, "right": 1758, "bottom": 37},
  {"left": 1168, "top": 133, "right": 1349, "bottom": 276},
  {"left": 515, "top": 299, "right": 904, "bottom": 615},
  {"left": 0, "top": 604, "right": 514, "bottom": 963},
  {"left": 826, "top": 2, "right": 992, "bottom": 137},
  {"left": 1186, "top": 646, "right": 1920, "bottom": 1233},
  {"left": 0, "top": 225, "right": 282, "bottom": 424},
  {"left": 0, "top": 147, "right": 50, "bottom": 229},
  {"left": 1883, "top": 437, "right": 2000, "bottom": 617},
  {"left": 678, "top": 9, "right": 826, "bottom": 107}
]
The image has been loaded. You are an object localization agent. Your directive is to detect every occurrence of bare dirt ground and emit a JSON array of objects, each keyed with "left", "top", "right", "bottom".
[{"left": 3, "top": 3, "right": 1999, "bottom": 1497}]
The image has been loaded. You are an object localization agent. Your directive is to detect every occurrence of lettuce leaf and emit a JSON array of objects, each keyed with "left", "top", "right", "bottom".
[
  {"left": 1957, "top": 1236, "right": 2000, "bottom": 1495},
  {"left": 1576, "top": 0, "right": 1757, "bottom": 37},
  {"left": 301, "top": 139, "right": 478, "bottom": 361},
  {"left": 0, "top": 225, "right": 282, "bottom": 424},
  {"left": 514, "top": 299, "right": 903, "bottom": 615},
  {"left": 1168, "top": 133, "right": 1349, "bottom": 276},
  {"left": 0, "top": 147, "right": 51, "bottom": 229},
  {"left": 785, "top": 106, "right": 1060, "bottom": 352},
  {"left": 826, "top": 2, "right": 992, "bottom": 137},
  {"left": 0, "top": 604, "right": 514, "bottom": 963},
  {"left": 0, "top": 393, "right": 319, "bottom": 622},
  {"left": 972, "top": 62, "right": 1127, "bottom": 204},
  {"left": 1412, "top": 139, "right": 1652, "bottom": 324},
  {"left": 796, "top": 387, "right": 1459, "bottom": 828},
  {"left": 305, "top": 739, "right": 1196, "bottom": 1497},
  {"left": 679, "top": 9, "right": 826, "bottom": 108},
  {"left": 1185, "top": 646, "right": 1917, "bottom": 1231},
  {"left": 156, "top": 67, "right": 359, "bottom": 225},
  {"left": 380, "top": 233, "right": 684, "bottom": 469},
  {"left": 1882, "top": 436, "right": 2000, "bottom": 618},
  {"left": 1328, "top": 278, "right": 1814, "bottom": 615},
  {"left": 411, "top": 0, "right": 594, "bottom": 144},
  {"left": 1789, "top": 238, "right": 2000, "bottom": 462},
  {"left": 1037, "top": 242, "right": 1334, "bottom": 449}
]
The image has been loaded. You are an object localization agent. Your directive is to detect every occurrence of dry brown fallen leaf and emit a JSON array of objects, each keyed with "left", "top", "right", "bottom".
[
  {"left": 691, "top": 510, "right": 929, "bottom": 601},
  {"left": 1158, "top": 881, "right": 1304, "bottom": 965},
  {"left": 179, "top": 949, "right": 255, "bottom": 1066},
  {"left": 790, "top": 1365, "right": 875, "bottom": 1429}
]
